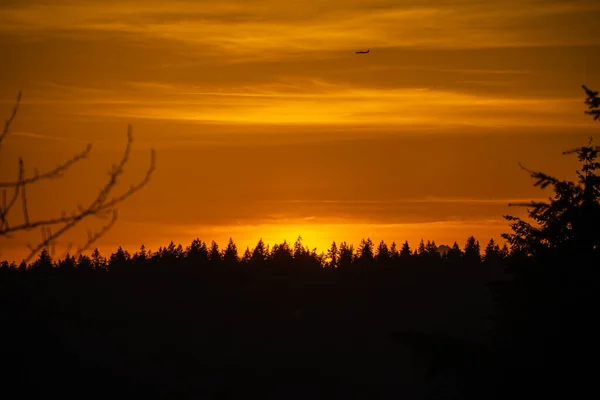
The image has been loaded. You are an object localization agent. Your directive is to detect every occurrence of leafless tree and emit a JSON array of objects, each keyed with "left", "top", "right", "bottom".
[{"left": 0, "top": 91, "right": 156, "bottom": 263}]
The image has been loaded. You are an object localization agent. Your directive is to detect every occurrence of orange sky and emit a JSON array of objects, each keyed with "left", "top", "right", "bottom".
[{"left": 1, "top": 0, "right": 599, "bottom": 262}]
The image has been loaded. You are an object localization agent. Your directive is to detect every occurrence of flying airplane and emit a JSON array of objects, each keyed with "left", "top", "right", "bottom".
[{"left": 355, "top": 49, "right": 370, "bottom": 54}]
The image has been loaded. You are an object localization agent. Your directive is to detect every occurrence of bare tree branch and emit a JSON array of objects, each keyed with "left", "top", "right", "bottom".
[
  {"left": 76, "top": 210, "right": 118, "bottom": 255},
  {"left": 18, "top": 130, "right": 155, "bottom": 262},
  {"left": 0, "top": 91, "right": 22, "bottom": 152},
  {"left": 0, "top": 144, "right": 92, "bottom": 188},
  {"left": 21, "top": 177, "right": 29, "bottom": 226},
  {"left": 0, "top": 158, "right": 24, "bottom": 231},
  {"left": 0, "top": 92, "right": 156, "bottom": 264}
]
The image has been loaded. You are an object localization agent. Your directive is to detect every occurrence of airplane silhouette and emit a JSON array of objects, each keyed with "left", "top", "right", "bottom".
[{"left": 355, "top": 50, "right": 370, "bottom": 54}]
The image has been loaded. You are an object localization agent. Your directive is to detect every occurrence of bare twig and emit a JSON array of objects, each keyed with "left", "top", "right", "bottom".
[
  {"left": 0, "top": 144, "right": 92, "bottom": 188},
  {"left": 0, "top": 158, "right": 24, "bottom": 231},
  {"left": 0, "top": 91, "right": 22, "bottom": 152},
  {"left": 21, "top": 178, "right": 29, "bottom": 226},
  {"left": 76, "top": 210, "right": 118, "bottom": 254}
]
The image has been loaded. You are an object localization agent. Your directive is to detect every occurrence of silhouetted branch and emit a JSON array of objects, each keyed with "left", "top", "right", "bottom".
[
  {"left": 585, "top": 110, "right": 600, "bottom": 121},
  {"left": 583, "top": 84, "right": 600, "bottom": 120},
  {"left": 562, "top": 146, "right": 600, "bottom": 156},
  {"left": 507, "top": 200, "right": 550, "bottom": 208},
  {"left": 20, "top": 130, "right": 155, "bottom": 262},
  {"left": 517, "top": 162, "right": 561, "bottom": 189},
  {"left": 76, "top": 210, "right": 118, "bottom": 255},
  {"left": 0, "top": 91, "right": 21, "bottom": 152},
  {"left": 21, "top": 178, "right": 29, "bottom": 226},
  {"left": 0, "top": 92, "right": 156, "bottom": 263},
  {"left": 0, "top": 158, "right": 24, "bottom": 231},
  {"left": 0, "top": 144, "right": 92, "bottom": 188}
]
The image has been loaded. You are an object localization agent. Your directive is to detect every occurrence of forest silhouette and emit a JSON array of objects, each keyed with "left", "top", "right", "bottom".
[{"left": 1, "top": 85, "right": 599, "bottom": 399}]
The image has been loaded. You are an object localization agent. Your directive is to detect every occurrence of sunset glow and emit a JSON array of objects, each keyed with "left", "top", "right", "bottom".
[{"left": 1, "top": 0, "right": 599, "bottom": 262}]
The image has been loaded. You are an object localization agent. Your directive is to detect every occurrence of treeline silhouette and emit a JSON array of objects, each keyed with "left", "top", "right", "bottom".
[
  {"left": 1, "top": 85, "right": 599, "bottom": 399},
  {"left": 1, "top": 235, "right": 506, "bottom": 399},
  {"left": 0, "top": 235, "right": 508, "bottom": 273}
]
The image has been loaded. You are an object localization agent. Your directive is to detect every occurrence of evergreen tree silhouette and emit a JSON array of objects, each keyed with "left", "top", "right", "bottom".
[
  {"left": 132, "top": 244, "right": 148, "bottom": 268},
  {"left": 425, "top": 240, "right": 440, "bottom": 260},
  {"left": 271, "top": 240, "right": 293, "bottom": 266},
  {"left": 389, "top": 241, "right": 400, "bottom": 263},
  {"left": 483, "top": 238, "right": 502, "bottom": 265},
  {"left": 31, "top": 248, "right": 53, "bottom": 271},
  {"left": 338, "top": 241, "right": 354, "bottom": 270},
  {"left": 209, "top": 240, "right": 222, "bottom": 265},
  {"left": 356, "top": 237, "right": 375, "bottom": 268},
  {"left": 293, "top": 236, "right": 309, "bottom": 261},
  {"left": 326, "top": 241, "right": 339, "bottom": 269},
  {"left": 445, "top": 242, "right": 463, "bottom": 264},
  {"left": 488, "top": 85, "right": 600, "bottom": 398},
  {"left": 186, "top": 238, "right": 209, "bottom": 267},
  {"left": 375, "top": 240, "right": 390, "bottom": 267},
  {"left": 223, "top": 237, "right": 239, "bottom": 265},
  {"left": 502, "top": 136, "right": 600, "bottom": 259},
  {"left": 416, "top": 239, "right": 426, "bottom": 258},
  {"left": 251, "top": 238, "right": 268, "bottom": 262},
  {"left": 90, "top": 248, "right": 106, "bottom": 271},
  {"left": 241, "top": 246, "right": 252, "bottom": 264},
  {"left": 76, "top": 254, "right": 93, "bottom": 271},
  {"left": 57, "top": 253, "right": 76, "bottom": 271},
  {"left": 463, "top": 236, "right": 481, "bottom": 265},
  {"left": 400, "top": 240, "right": 412, "bottom": 258},
  {"left": 109, "top": 246, "right": 131, "bottom": 270}
]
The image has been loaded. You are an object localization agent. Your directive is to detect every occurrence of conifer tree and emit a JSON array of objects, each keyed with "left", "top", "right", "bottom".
[
  {"left": 375, "top": 240, "right": 390, "bottom": 266},
  {"left": 209, "top": 241, "right": 222, "bottom": 264},
  {"left": 483, "top": 238, "right": 501, "bottom": 264},
  {"left": 416, "top": 239, "right": 426, "bottom": 257},
  {"left": 241, "top": 246, "right": 252, "bottom": 264},
  {"left": 490, "top": 85, "right": 600, "bottom": 397},
  {"left": 223, "top": 237, "right": 239, "bottom": 264},
  {"left": 338, "top": 241, "right": 354, "bottom": 270},
  {"left": 326, "top": 241, "right": 339, "bottom": 269},
  {"left": 400, "top": 240, "right": 412, "bottom": 258},
  {"left": 464, "top": 236, "right": 481, "bottom": 264},
  {"left": 389, "top": 241, "right": 400, "bottom": 262},
  {"left": 502, "top": 85, "right": 600, "bottom": 259}
]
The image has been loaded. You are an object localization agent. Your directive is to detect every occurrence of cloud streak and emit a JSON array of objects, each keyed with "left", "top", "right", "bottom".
[
  {"left": 258, "top": 197, "right": 550, "bottom": 205},
  {"left": 68, "top": 81, "right": 585, "bottom": 127},
  {"left": 8, "top": 131, "right": 86, "bottom": 143},
  {"left": 2, "top": 0, "right": 599, "bottom": 61}
]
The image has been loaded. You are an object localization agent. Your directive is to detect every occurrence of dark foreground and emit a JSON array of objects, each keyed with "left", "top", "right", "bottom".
[
  {"left": 2, "top": 264, "right": 507, "bottom": 399},
  {"left": 2, "top": 254, "right": 598, "bottom": 399}
]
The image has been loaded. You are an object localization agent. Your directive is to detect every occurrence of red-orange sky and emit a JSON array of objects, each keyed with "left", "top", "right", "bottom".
[{"left": 1, "top": 0, "right": 599, "bottom": 262}]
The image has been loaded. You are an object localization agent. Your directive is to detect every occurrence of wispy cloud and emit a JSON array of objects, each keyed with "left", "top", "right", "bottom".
[
  {"left": 258, "top": 197, "right": 551, "bottom": 205},
  {"left": 68, "top": 81, "right": 584, "bottom": 127},
  {"left": 8, "top": 131, "right": 88, "bottom": 143},
  {"left": 1, "top": 0, "right": 598, "bottom": 61}
]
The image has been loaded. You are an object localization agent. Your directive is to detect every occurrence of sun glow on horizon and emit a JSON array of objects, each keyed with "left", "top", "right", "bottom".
[{"left": 1, "top": 0, "right": 598, "bottom": 264}]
